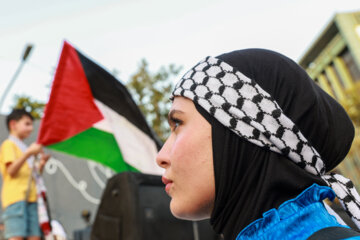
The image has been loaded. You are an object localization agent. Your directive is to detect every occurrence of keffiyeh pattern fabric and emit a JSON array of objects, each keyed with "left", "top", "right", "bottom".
[{"left": 171, "top": 56, "right": 360, "bottom": 228}]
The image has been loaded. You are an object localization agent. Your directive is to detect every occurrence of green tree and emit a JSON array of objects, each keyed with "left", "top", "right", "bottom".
[
  {"left": 12, "top": 95, "right": 45, "bottom": 119},
  {"left": 126, "top": 59, "right": 182, "bottom": 142}
]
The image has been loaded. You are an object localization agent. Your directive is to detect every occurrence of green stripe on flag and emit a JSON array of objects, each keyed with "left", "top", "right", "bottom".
[{"left": 47, "top": 127, "right": 138, "bottom": 172}]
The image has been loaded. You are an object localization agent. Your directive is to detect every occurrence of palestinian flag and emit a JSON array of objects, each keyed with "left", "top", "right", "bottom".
[{"left": 37, "top": 41, "right": 163, "bottom": 175}]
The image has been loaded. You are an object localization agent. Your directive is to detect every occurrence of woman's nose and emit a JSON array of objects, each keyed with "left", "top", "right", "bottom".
[{"left": 156, "top": 138, "right": 171, "bottom": 169}]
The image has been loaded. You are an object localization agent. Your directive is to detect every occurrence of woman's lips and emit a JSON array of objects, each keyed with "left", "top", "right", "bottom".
[{"left": 162, "top": 176, "right": 173, "bottom": 195}]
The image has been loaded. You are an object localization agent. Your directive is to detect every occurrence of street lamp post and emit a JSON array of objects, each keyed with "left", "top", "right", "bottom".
[{"left": 0, "top": 44, "right": 34, "bottom": 113}]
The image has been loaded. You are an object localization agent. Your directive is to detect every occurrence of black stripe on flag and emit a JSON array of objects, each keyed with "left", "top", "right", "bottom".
[{"left": 76, "top": 50, "right": 162, "bottom": 150}]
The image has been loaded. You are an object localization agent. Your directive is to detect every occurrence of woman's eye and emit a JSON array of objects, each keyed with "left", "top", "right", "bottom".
[{"left": 170, "top": 118, "right": 182, "bottom": 131}]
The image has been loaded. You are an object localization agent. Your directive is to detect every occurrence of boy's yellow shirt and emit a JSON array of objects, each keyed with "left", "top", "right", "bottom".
[{"left": 0, "top": 139, "right": 37, "bottom": 209}]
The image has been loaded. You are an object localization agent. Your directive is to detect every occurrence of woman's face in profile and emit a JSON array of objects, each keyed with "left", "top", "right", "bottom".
[{"left": 156, "top": 97, "right": 215, "bottom": 220}]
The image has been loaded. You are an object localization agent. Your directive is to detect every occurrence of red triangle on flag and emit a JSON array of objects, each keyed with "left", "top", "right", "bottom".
[{"left": 38, "top": 41, "right": 104, "bottom": 146}]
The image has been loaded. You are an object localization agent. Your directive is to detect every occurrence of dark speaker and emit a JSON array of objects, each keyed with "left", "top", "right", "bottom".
[
  {"left": 74, "top": 226, "right": 91, "bottom": 240},
  {"left": 91, "top": 172, "right": 220, "bottom": 240}
]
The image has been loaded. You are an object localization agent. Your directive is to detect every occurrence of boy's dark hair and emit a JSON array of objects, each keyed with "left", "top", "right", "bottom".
[{"left": 6, "top": 108, "right": 34, "bottom": 131}]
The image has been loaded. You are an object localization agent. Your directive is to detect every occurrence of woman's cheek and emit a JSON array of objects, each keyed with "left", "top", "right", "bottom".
[{"left": 171, "top": 128, "right": 192, "bottom": 162}]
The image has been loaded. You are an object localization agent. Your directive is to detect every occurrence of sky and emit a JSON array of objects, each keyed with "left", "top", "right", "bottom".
[{"left": 0, "top": 0, "right": 359, "bottom": 114}]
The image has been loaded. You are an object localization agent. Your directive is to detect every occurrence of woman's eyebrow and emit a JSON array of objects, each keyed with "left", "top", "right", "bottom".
[{"left": 168, "top": 109, "right": 184, "bottom": 124}]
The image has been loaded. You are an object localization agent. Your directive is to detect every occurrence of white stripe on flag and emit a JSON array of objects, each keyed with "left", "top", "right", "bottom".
[
  {"left": 93, "top": 118, "right": 112, "bottom": 133},
  {"left": 94, "top": 100, "right": 163, "bottom": 175}
]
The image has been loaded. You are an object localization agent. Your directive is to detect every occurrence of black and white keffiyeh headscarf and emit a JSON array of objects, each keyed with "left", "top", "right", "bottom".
[{"left": 171, "top": 49, "right": 358, "bottom": 238}]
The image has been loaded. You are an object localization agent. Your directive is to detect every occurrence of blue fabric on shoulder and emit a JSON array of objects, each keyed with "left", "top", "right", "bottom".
[{"left": 236, "top": 184, "right": 351, "bottom": 240}]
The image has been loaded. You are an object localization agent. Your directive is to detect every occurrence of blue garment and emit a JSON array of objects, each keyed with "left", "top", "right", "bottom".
[
  {"left": 2, "top": 201, "right": 41, "bottom": 239},
  {"left": 236, "top": 184, "right": 360, "bottom": 240}
]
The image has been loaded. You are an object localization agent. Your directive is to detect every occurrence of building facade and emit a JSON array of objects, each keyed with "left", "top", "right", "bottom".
[{"left": 299, "top": 11, "right": 360, "bottom": 187}]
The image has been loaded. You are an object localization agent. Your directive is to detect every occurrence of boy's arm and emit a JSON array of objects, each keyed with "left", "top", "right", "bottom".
[{"left": 6, "top": 143, "right": 42, "bottom": 177}]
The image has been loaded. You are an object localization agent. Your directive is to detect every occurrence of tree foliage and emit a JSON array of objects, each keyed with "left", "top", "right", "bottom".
[
  {"left": 126, "top": 59, "right": 182, "bottom": 142},
  {"left": 344, "top": 87, "right": 360, "bottom": 126},
  {"left": 12, "top": 95, "right": 45, "bottom": 119}
]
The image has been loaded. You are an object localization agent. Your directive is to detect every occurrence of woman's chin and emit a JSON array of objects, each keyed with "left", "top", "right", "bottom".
[{"left": 170, "top": 201, "right": 210, "bottom": 221}]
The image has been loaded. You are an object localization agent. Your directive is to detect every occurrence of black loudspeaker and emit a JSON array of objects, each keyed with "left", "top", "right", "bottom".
[
  {"left": 91, "top": 172, "right": 220, "bottom": 240},
  {"left": 74, "top": 226, "right": 91, "bottom": 240}
]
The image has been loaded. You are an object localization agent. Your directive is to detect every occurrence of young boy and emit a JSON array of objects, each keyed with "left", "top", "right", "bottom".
[{"left": 0, "top": 109, "right": 50, "bottom": 240}]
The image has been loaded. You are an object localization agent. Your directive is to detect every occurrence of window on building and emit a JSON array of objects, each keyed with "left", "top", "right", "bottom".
[
  {"left": 341, "top": 48, "right": 360, "bottom": 83},
  {"left": 331, "top": 63, "right": 345, "bottom": 88}
]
